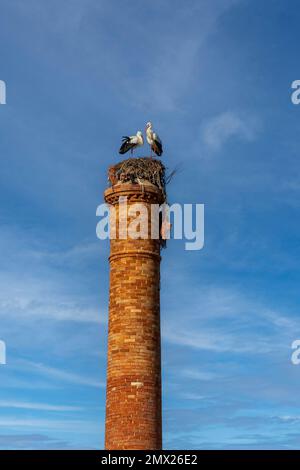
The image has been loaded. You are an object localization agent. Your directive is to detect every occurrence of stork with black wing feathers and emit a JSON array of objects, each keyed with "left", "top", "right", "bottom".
[{"left": 119, "top": 131, "right": 144, "bottom": 156}]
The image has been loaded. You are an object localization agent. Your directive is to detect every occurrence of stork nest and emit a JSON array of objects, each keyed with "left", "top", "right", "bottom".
[{"left": 108, "top": 157, "right": 167, "bottom": 201}]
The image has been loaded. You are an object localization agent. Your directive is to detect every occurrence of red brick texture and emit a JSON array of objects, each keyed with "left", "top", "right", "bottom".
[{"left": 104, "top": 183, "right": 164, "bottom": 450}]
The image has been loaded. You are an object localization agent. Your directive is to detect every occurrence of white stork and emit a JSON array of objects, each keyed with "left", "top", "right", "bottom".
[
  {"left": 119, "top": 131, "right": 144, "bottom": 156},
  {"left": 145, "top": 122, "right": 163, "bottom": 157}
]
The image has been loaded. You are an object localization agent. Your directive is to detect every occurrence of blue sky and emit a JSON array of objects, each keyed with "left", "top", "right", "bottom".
[{"left": 1, "top": 0, "right": 300, "bottom": 450}]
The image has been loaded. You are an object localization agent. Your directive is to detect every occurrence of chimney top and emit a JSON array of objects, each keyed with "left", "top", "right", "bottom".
[{"left": 108, "top": 157, "right": 167, "bottom": 202}]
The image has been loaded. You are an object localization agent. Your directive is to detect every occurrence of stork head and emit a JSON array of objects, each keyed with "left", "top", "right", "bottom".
[
  {"left": 137, "top": 130, "right": 142, "bottom": 136},
  {"left": 146, "top": 121, "right": 152, "bottom": 130}
]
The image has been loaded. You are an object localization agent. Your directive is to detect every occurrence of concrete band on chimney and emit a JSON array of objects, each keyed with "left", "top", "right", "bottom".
[{"left": 104, "top": 182, "right": 164, "bottom": 450}]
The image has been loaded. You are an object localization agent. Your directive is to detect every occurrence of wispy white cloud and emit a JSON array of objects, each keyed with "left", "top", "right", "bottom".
[
  {"left": 180, "top": 368, "right": 219, "bottom": 381},
  {"left": 0, "top": 433, "right": 95, "bottom": 450},
  {"left": 0, "top": 227, "right": 105, "bottom": 324},
  {"left": 0, "top": 401, "right": 83, "bottom": 412},
  {"left": 162, "top": 280, "right": 298, "bottom": 354},
  {"left": 27, "top": 241, "right": 103, "bottom": 266},
  {"left": 0, "top": 293, "right": 103, "bottom": 324},
  {"left": 121, "top": 1, "right": 244, "bottom": 112},
  {"left": 0, "top": 417, "right": 99, "bottom": 433},
  {"left": 15, "top": 360, "right": 105, "bottom": 388},
  {"left": 180, "top": 393, "right": 206, "bottom": 401},
  {"left": 164, "top": 327, "right": 271, "bottom": 353},
  {"left": 8, "top": 0, "right": 92, "bottom": 31},
  {"left": 201, "top": 111, "right": 261, "bottom": 151}
]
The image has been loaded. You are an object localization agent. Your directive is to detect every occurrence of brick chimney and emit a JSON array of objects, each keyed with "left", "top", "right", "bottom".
[{"left": 104, "top": 159, "right": 166, "bottom": 450}]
